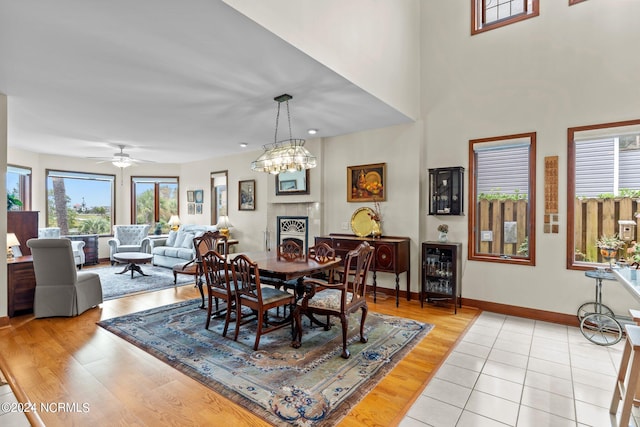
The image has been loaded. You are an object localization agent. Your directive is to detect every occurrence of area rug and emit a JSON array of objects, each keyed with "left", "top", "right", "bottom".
[
  {"left": 98, "top": 299, "right": 433, "bottom": 426},
  {"left": 93, "top": 264, "right": 195, "bottom": 300}
]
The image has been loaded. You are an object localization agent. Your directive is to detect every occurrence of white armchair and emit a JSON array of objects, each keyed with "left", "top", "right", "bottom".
[
  {"left": 38, "top": 227, "right": 85, "bottom": 269},
  {"left": 108, "top": 224, "right": 152, "bottom": 265}
]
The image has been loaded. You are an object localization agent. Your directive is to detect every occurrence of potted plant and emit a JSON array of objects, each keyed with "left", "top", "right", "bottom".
[
  {"left": 437, "top": 224, "right": 449, "bottom": 242},
  {"left": 7, "top": 194, "right": 22, "bottom": 211},
  {"left": 596, "top": 234, "right": 624, "bottom": 261}
]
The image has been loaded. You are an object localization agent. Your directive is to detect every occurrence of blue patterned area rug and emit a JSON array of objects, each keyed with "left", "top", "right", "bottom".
[
  {"left": 98, "top": 299, "right": 433, "bottom": 426},
  {"left": 93, "top": 264, "right": 195, "bottom": 300}
]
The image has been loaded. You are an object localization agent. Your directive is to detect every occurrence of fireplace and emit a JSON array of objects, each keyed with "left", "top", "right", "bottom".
[{"left": 277, "top": 216, "right": 309, "bottom": 253}]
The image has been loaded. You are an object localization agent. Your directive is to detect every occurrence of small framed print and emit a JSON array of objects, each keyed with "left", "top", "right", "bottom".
[
  {"left": 187, "top": 190, "right": 195, "bottom": 202},
  {"left": 239, "top": 180, "right": 255, "bottom": 211},
  {"left": 188, "top": 203, "right": 195, "bottom": 215},
  {"left": 195, "top": 203, "right": 203, "bottom": 215},
  {"left": 194, "top": 189, "right": 204, "bottom": 203}
]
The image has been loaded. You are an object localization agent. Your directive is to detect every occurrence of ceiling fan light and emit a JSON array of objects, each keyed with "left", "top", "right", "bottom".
[{"left": 112, "top": 159, "right": 132, "bottom": 168}]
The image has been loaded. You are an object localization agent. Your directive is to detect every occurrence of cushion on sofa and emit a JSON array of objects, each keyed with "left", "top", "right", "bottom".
[{"left": 166, "top": 230, "right": 178, "bottom": 247}]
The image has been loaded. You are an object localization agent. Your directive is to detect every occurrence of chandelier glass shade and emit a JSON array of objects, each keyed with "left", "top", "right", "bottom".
[
  {"left": 251, "top": 94, "right": 317, "bottom": 174},
  {"left": 112, "top": 158, "right": 132, "bottom": 168}
]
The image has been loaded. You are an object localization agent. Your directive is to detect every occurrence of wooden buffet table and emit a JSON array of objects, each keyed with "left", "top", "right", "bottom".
[{"left": 315, "top": 234, "right": 410, "bottom": 307}]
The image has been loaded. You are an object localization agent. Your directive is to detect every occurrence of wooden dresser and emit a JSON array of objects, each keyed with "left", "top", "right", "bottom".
[
  {"left": 7, "top": 256, "right": 35, "bottom": 317},
  {"left": 315, "top": 234, "right": 411, "bottom": 307}
]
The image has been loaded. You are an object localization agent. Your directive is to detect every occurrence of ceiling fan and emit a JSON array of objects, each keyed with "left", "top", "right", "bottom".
[{"left": 88, "top": 144, "right": 154, "bottom": 168}]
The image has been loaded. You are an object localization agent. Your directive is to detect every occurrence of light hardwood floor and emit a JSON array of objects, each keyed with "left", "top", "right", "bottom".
[{"left": 0, "top": 278, "right": 479, "bottom": 426}]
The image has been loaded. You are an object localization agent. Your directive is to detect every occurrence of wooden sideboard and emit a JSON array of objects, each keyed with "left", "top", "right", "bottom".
[
  {"left": 7, "top": 256, "right": 36, "bottom": 317},
  {"left": 315, "top": 234, "right": 411, "bottom": 307},
  {"left": 66, "top": 234, "right": 99, "bottom": 265}
]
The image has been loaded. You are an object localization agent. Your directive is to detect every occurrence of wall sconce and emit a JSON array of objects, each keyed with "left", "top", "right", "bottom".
[
  {"left": 168, "top": 215, "right": 181, "bottom": 231},
  {"left": 7, "top": 233, "right": 20, "bottom": 259}
]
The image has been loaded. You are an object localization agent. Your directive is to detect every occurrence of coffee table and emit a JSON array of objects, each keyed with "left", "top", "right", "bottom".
[{"left": 113, "top": 252, "right": 153, "bottom": 278}]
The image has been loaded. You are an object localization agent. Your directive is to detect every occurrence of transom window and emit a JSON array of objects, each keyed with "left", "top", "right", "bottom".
[
  {"left": 568, "top": 119, "right": 640, "bottom": 269},
  {"left": 468, "top": 132, "right": 536, "bottom": 265},
  {"left": 472, "top": 0, "right": 539, "bottom": 35},
  {"left": 132, "top": 176, "right": 179, "bottom": 234},
  {"left": 46, "top": 169, "right": 115, "bottom": 236},
  {"left": 7, "top": 165, "right": 31, "bottom": 211}
]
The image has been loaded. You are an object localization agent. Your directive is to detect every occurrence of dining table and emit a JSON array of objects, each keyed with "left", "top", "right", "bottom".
[{"left": 229, "top": 251, "right": 342, "bottom": 297}]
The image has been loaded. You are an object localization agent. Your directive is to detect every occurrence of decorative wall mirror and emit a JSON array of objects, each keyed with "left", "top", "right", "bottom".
[
  {"left": 210, "top": 170, "right": 228, "bottom": 222},
  {"left": 275, "top": 169, "right": 310, "bottom": 195}
]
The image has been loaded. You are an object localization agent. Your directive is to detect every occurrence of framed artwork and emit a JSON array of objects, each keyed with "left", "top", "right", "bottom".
[
  {"left": 275, "top": 169, "right": 309, "bottom": 196},
  {"left": 195, "top": 203, "right": 203, "bottom": 215},
  {"left": 188, "top": 203, "right": 195, "bottom": 215},
  {"left": 194, "top": 189, "right": 204, "bottom": 203},
  {"left": 347, "top": 163, "right": 386, "bottom": 202},
  {"left": 239, "top": 179, "right": 255, "bottom": 211},
  {"left": 187, "top": 190, "right": 194, "bottom": 202}
]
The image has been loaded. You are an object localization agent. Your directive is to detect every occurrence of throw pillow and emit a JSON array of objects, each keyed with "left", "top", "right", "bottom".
[
  {"left": 181, "top": 233, "right": 195, "bottom": 249},
  {"left": 166, "top": 230, "right": 178, "bottom": 247},
  {"left": 173, "top": 231, "right": 187, "bottom": 248}
]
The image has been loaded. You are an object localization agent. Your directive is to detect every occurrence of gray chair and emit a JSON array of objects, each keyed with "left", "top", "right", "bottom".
[
  {"left": 108, "top": 224, "right": 152, "bottom": 265},
  {"left": 27, "top": 238, "right": 103, "bottom": 318}
]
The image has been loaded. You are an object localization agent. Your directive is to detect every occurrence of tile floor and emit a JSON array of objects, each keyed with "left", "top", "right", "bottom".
[
  {"left": 0, "top": 381, "right": 29, "bottom": 427},
  {"left": 400, "top": 311, "right": 638, "bottom": 427}
]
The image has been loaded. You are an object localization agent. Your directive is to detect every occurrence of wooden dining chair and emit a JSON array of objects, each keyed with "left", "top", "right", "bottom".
[
  {"left": 181, "top": 231, "right": 228, "bottom": 308},
  {"left": 231, "top": 254, "right": 295, "bottom": 351},
  {"left": 292, "top": 241, "right": 375, "bottom": 359},
  {"left": 308, "top": 242, "right": 337, "bottom": 282},
  {"left": 201, "top": 249, "right": 234, "bottom": 337},
  {"left": 277, "top": 240, "right": 306, "bottom": 262}
]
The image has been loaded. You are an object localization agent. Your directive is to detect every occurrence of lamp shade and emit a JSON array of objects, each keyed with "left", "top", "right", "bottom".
[
  {"left": 216, "top": 216, "right": 232, "bottom": 229},
  {"left": 7, "top": 233, "right": 20, "bottom": 248},
  {"left": 168, "top": 215, "right": 181, "bottom": 230}
]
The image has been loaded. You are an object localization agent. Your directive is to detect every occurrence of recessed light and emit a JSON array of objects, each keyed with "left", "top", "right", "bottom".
[
  {"left": 307, "top": 129, "right": 318, "bottom": 135},
  {"left": 239, "top": 143, "right": 248, "bottom": 148}
]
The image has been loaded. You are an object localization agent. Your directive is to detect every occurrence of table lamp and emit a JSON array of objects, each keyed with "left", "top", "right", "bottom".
[
  {"left": 168, "top": 215, "right": 181, "bottom": 231},
  {"left": 216, "top": 215, "right": 233, "bottom": 238},
  {"left": 7, "top": 233, "right": 20, "bottom": 259}
]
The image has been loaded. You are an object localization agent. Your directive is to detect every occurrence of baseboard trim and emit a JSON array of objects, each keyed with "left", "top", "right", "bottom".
[
  {"left": 0, "top": 316, "right": 10, "bottom": 328},
  {"left": 370, "top": 287, "right": 579, "bottom": 328},
  {"left": 461, "top": 297, "right": 579, "bottom": 327}
]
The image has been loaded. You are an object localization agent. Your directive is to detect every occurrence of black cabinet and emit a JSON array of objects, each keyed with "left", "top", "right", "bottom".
[
  {"left": 421, "top": 241, "right": 462, "bottom": 313},
  {"left": 428, "top": 167, "right": 464, "bottom": 215}
]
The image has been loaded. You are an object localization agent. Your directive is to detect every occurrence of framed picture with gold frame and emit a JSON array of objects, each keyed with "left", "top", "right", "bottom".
[{"left": 347, "top": 163, "right": 386, "bottom": 202}]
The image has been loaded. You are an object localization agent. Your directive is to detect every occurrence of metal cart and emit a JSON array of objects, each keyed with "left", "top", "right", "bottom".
[{"left": 578, "top": 269, "right": 624, "bottom": 346}]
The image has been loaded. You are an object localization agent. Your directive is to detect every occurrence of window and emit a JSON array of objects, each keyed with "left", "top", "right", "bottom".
[
  {"left": 132, "top": 176, "right": 178, "bottom": 234},
  {"left": 568, "top": 119, "right": 640, "bottom": 269},
  {"left": 472, "top": 0, "right": 539, "bottom": 35},
  {"left": 46, "top": 169, "right": 115, "bottom": 236},
  {"left": 468, "top": 132, "right": 536, "bottom": 265},
  {"left": 7, "top": 165, "right": 31, "bottom": 211}
]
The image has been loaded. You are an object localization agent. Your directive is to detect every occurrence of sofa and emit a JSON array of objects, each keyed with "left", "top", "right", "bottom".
[{"left": 150, "top": 224, "right": 217, "bottom": 268}]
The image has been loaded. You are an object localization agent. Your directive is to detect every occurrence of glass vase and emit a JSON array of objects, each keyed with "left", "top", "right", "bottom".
[{"left": 438, "top": 231, "right": 448, "bottom": 242}]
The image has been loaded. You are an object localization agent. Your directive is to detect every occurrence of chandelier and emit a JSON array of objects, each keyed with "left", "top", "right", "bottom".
[{"left": 251, "top": 94, "right": 317, "bottom": 174}]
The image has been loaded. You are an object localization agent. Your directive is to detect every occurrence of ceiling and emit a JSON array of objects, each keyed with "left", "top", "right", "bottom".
[{"left": 0, "top": 0, "right": 411, "bottom": 165}]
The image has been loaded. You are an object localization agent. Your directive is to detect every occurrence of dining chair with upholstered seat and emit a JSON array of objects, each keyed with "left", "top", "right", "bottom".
[
  {"left": 231, "top": 253, "right": 295, "bottom": 351},
  {"left": 292, "top": 241, "right": 375, "bottom": 359},
  {"left": 201, "top": 249, "right": 235, "bottom": 336},
  {"left": 307, "top": 242, "right": 337, "bottom": 282}
]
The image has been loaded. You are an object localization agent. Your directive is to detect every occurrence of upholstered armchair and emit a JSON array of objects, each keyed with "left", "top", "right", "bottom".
[
  {"left": 108, "top": 224, "right": 151, "bottom": 265},
  {"left": 38, "top": 227, "right": 86, "bottom": 269},
  {"left": 27, "top": 238, "right": 103, "bottom": 318}
]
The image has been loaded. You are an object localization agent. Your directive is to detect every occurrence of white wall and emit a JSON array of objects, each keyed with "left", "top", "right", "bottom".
[
  {"left": 421, "top": 0, "right": 640, "bottom": 315},
  {"left": 1, "top": 94, "right": 7, "bottom": 318},
  {"left": 222, "top": 0, "right": 421, "bottom": 121}
]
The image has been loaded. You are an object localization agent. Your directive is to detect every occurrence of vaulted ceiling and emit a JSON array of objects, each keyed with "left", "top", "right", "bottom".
[{"left": 0, "top": 0, "right": 411, "bottom": 164}]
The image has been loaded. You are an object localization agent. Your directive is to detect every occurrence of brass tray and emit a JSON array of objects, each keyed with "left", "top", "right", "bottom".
[{"left": 351, "top": 207, "right": 375, "bottom": 237}]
